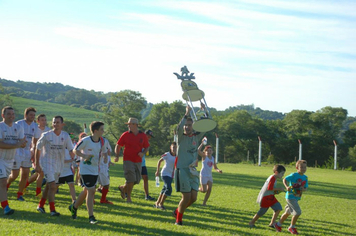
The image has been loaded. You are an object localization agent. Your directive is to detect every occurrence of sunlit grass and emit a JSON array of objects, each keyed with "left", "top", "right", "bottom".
[{"left": 1, "top": 160, "right": 355, "bottom": 235}]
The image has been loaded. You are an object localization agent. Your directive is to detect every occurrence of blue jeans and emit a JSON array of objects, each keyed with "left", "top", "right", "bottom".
[{"left": 161, "top": 176, "right": 173, "bottom": 196}]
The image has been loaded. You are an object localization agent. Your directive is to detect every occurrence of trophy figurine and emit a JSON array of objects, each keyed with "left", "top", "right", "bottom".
[{"left": 173, "top": 66, "right": 217, "bottom": 132}]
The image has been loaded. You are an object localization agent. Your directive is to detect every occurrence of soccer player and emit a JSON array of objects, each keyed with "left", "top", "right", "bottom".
[
  {"left": 0, "top": 106, "right": 26, "bottom": 215},
  {"left": 35, "top": 116, "right": 74, "bottom": 216},
  {"left": 7, "top": 107, "right": 39, "bottom": 201},
  {"left": 69, "top": 121, "right": 109, "bottom": 224}
]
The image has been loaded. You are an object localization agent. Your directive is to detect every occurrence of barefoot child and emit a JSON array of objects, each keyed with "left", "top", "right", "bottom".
[{"left": 249, "top": 164, "right": 286, "bottom": 228}]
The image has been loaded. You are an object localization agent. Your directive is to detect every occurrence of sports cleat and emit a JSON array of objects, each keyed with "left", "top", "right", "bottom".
[
  {"left": 17, "top": 196, "right": 25, "bottom": 201},
  {"left": 100, "top": 200, "right": 113, "bottom": 205},
  {"left": 68, "top": 204, "right": 77, "bottom": 219},
  {"left": 145, "top": 195, "right": 155, "bottom": 201},
  {"left": 288, "top": 227, "right": 299, "bottom": 235},
  {"left": 274, "top": 223, "right": 282, "bottom": 232},
  {"left": 89, "top": 216, "right": 98, "bottom": 224},
  {"left": 4, "top": 206, "right": 15, "bottom": 215},
  {"left": 50, "top": 210, "right": 60, "bottom": 216},
  {"left": 175, "top": 221, "right": 183, "bottom": 226},
  {"left": 37, "top": 206, "right": 46, "bottom": 213}
]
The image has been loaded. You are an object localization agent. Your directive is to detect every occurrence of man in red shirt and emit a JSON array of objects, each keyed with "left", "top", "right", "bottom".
[{"left": 114, "top": 118, "right": 149, "bottom": 203}]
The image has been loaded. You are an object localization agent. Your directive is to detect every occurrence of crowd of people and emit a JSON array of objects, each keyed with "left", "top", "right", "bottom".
[{"left": 0, "top": 105, "right": 308, "bottom": 234}]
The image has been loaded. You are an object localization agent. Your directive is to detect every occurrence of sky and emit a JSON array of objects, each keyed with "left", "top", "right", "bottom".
[{"left": 0, "top": 0, "right": 355, "bottom": 116}]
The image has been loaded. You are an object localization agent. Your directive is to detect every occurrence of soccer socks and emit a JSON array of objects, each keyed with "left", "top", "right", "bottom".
[
  {"left": 25, "top": 180, "right": 30, "bottom": 188},
  {"left": 6, "top": 183, "right": 10, "bottom": 191},
  {"left": 17, "top": 192, "right": 23, "bottom": 199},
  {"left": 1, "top": 200, "right": 9, "bottom": 209},
  {"left": 101, "top": 188, "right": 109, "bottom": 202},
  {"left": 176, "top": 211, "right": 183, "bottom": 223},
  {"left": 39, "top": 198, "right": 47, "bottom": 208},
  {"left": 36, "top": 187, "right": 41, "bottom": 196},
  {"left": 49, "top": 202, "right": 55, "bottom": 212}
]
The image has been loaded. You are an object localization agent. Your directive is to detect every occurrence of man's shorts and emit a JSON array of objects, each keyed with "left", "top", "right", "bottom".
[
  {"left": 98, "top": 171, "right": 110, "bottom": 186},
  {"left": 80, "top": 175, "right": 98, "bottom": 189},
  {"left": 200, "top": 175, "right": 213, "bottom": 185},
  {"left": 141, "top": 166, "right": 148, "bottom": 176},
  {"left": 0, "top": 159, "right": 13, "bottom": 179},
  {"left": 284, "top": 199, "right": 302, "bottom": 216},
  {"left": 257, "top": 201, "right": 282, "bottom": 216},
  {"left": 175, "top": 168, "right": 199, "bottom": 193},
  {"left": 57, "top": 174, "right": 74, "bottom": 185},
  {"left": 12, "top": 155, "right": 32, "bottom": 169},
  {"left": 123, "top": 161, "right": 141, "bottom": 185},
  {"left": 44, "top": 171, "right": 60, "bottom": 184}
]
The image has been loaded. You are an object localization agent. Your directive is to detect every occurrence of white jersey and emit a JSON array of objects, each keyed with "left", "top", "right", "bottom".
[
  {"left": 75, "top": 136, "right": 108, "bottom": 175},
  {"left": 160, "top": 152, "right": 176, "bottom": 178},
  {"left": 35, "top": 126, "right": 51, "bottom": 138},
  {"left": 15, "top": 119, "right": 40, "bottom": 159},
  {"left": 200, "top": 156, "right": 214, "bottom": 177},
  {"left": 99, "top": 138, "right": 112, "bottom": 173},
  {"left": 37, "top": 130, "right": 74, "bottom": 174},
  {"left": 59, "top": 149, "right": 74, "bottom": 177},
  {"left": 0, "top": 122, "right": 25, "bottom": 161}
]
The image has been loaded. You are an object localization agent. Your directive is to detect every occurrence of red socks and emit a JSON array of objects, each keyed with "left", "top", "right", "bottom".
[
  {"left": 176, "top": 208, "right": 183, "bottom": 222},
  {"left": 1, "top": 200, "right": 9, "bottom": 209},
  {"left": 36, "top": 187, "right": 41, "bottom": 196},
  {"left": 39, "top": 198, "right": 46, "bottom": 208},
  {"left": 17, "top": 192, "right": 23, "bottom": 199},
  {"left": 25, "top": 180, "right": 30, "bottom": 188},
  {"left": 49, "top": 202, "right": 55, "bottom": 212},
  {"left": 100, "top": 188, "right": 109, "bottom": 201}
]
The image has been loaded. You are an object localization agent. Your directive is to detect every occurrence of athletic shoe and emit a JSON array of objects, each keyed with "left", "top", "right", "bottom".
[
  {"left": 288, "top": 227, "right": 299, "bottom": 235},
  {"left": 50, "top": 210, "right": 60, "bottom": 216},
  {"left": 4, "top": 206, "right": 15, "bottom": 215},
  {"left": 158, "top": 205, "right": 166, "bottom": 210},
  {"left": 100, "top": 200, "right": 113, "bottom": 204},
  {"left": 145, "top": 195, "right": 155, "bottom": 201},
  {"left": 89, "top": 216, "right": 98, "bottom": 224},
  {"left": 175, "top": 221, "right": 183, "bottom": 226},
  {"left": 274, "top": 223, "right": 282, "bottom": 232},
  {"left": 37, "top": 206, "right": 46, "bottom": 213},
  {"left": 172, "top": 209, "right": 177, "bottom": 218},
  {"left": 68, "top": 204, "right": 77, "bottom": 219},
  {"left": 17, "top": 196, "right": 25, "bottom": 201}
]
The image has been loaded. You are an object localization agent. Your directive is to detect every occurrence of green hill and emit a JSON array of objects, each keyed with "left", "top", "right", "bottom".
[{"left": 1, "top": 95, "right": 103, "bottom": 125}]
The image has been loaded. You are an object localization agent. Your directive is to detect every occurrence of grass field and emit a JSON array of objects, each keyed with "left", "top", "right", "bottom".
[
  {"left": 1, "top": 160, "right": 355, "bottom": 236},
  {"left": 2, "top": 95, "right": 102, "bottom": 125}
]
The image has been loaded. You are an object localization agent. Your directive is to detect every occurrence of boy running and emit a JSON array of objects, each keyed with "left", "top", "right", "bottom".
[
  {"left": 274, "top": 160, "right": 308, "bottom": 234},
  {"left": 249, "top": 164, "right": 286, "bottom": 228},
  {"left": 69, "top": 121, "right": 108, "bottom": 224}
]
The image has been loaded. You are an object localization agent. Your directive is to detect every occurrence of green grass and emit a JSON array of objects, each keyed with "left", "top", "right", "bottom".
[
  {"left": 2, "top": 95, "right": 102, "bottom": 124},
  {"left": 1, "top": 160, "right": 355, "bottom": 235}
]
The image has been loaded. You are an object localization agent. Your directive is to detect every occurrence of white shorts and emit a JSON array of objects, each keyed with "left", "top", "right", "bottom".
[
  {"left": 44, "top": 171, "right": 60, "bottom": 184},
  {"left": 200, "top": 175, "right": 213, "bottom": 185},
  {"left": 98, "top": 171, "right": 110, "bottom": 186},
  {"left": 0, "top": 159, "right": 13, "bottom": 179},
  {"left": 13, "top": 155, "right": 32, "bottom": 169}
]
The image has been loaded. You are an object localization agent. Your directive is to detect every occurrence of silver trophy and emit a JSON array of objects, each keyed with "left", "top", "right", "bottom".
[{"left": 174, "top": 66, "right": 217, "bottom": 132}]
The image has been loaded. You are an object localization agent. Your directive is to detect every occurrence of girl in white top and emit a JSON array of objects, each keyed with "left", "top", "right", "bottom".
[
  {"left": 197, "top": 141, "right": 222, "bottom": 206},
  {"left": 154, "top": 142, "right": 177, "bottom": 210}
]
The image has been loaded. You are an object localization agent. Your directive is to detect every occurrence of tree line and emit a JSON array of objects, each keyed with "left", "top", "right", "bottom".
[{"left": 1, "top": 78, "right": 355, "bottom": 170}]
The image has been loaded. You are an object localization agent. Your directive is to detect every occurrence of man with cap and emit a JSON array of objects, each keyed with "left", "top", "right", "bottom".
[
  {"left": 114, "top": 118, "right": 149, "bottom": 203},
  {"left": 141, "top": 129, "right": 154, "bottom": 201}
]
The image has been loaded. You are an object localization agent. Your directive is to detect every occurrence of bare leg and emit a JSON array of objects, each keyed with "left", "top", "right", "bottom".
[
  {"left": 68, "top": 183, "right": 76, "bottom": 202},
  {"left": 7, "top": 169, "right": 20, "bottom": 186},
  {"left": 47, "top": 181, "right": 56, "bottom": 203},
  {"left": 18, "top": 167, "right": 30, "bottom": 194},
  {"left": 270, "top": 210, "right": 281, "bottom": 226},
  {"left": 86, "top": 188, "right": 96, "bottom": 216},
  {"left": 278, "top": 212, "right": 290, "bottom": 225},
  {"left": 28, "top": 172, "right": 39, "bottom": 184},
  {"left": 74, "top": 188, "right": 88, "bottom": 208},
  {"left": 178, "top": 190, "right": 198, "bottom": 214},
  {"left": 202, "top": 181, "right": 212, "bottom": 206},
  {"left": 249, "top": 214, "right": 260, "bottom": 226},
  {"left": 291, "top": 214, "right": 300, "bottom": 227},
  {"left": 0, "top": 178, "right": 8, "bottom": 202},
  {"left": 142, "top": 175, "right": 149, "bottom": 196},
  {"left": 125, "top": 182, "right": 134, "bottom": 202}
]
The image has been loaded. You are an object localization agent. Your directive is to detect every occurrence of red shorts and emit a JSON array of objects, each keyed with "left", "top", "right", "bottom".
[{"left": 261, "top": 195, "right": 278, "bottom": 208}]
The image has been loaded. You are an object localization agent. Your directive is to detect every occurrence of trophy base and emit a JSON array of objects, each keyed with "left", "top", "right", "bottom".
[{"left": 193, "top": 118, "right": 217, "bottom": 132}]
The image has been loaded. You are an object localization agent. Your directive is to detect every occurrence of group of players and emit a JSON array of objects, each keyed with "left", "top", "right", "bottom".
[{"left": 1, "top": 105, "right": 223, "bottom": 226}]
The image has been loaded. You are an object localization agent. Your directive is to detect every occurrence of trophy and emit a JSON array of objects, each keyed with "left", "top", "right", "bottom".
[{"left": 174, "top": 66, "right": 217, "bottom": 132}]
